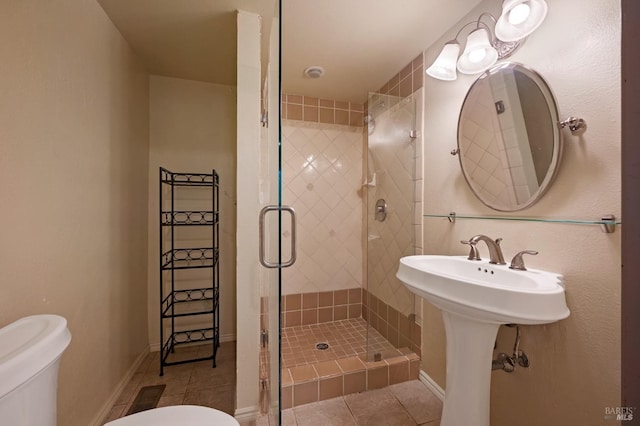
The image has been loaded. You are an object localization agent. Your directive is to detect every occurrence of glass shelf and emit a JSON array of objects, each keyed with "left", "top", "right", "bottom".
[{"left": 424, "top": 212, "right": 620, "bottom": 233}]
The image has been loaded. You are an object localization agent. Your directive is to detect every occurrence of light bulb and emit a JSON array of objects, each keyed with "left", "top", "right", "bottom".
[
  {"left": 457, "top": 28, "right": 498, "bottom": 74},
  {"left": 468, "top": 49, "right": 487, "bottom": 63},
  {"left": 496, "top": 0, "right": 547, "bottom": 42},
  {"left": 508, "top": 3, "right": 531, "bottom": 25}
]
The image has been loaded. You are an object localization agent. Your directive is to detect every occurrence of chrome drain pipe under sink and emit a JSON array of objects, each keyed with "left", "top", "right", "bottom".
[{"left": 492, "top": 324, "right": 530, "bottom": 372}]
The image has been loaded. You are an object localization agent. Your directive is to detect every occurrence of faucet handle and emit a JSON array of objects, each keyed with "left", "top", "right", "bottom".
[
  {"left": 460, "top": 240, "right": 481, "bottom": 261},
  {"left": 509, "top": 250, "right": 539, "bottom": 271}
]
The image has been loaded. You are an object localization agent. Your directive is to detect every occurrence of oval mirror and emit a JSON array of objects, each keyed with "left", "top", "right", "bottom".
[{"left": 457, "top": 62, "right": 562, "bottom": 211}]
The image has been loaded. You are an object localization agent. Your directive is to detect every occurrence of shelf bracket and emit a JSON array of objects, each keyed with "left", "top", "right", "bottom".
[{"left": 601, "top": 214, "right": 616, "bottom": 233}]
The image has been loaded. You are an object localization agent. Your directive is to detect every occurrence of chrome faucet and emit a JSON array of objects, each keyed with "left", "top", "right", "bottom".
[
  {"left": 509, "top": 250, "right": 538, "bottom": 271},
  {"left": 468, "top": 235, "right": 506, "bottom": 265},
  {"left": 460, "top": 240, "right": 481, "bottom": 261}
]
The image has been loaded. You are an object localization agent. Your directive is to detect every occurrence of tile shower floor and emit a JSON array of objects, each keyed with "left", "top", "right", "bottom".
[
  {"left": 282, "top": 318, "right": 398, "bottom": 368},
  {"left": 281, "top": 318, "right": 421, "bottom": 409}
]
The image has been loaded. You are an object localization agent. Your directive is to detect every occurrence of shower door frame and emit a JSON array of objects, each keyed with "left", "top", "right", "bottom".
[{"left": 257, "top": 1, "right": 287, "bottom": 422}]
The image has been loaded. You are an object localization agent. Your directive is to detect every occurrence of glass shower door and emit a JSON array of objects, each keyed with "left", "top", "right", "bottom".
[
  {"left": 257, "top": 1, "right": 289, "bottom": 423},
  {"left": 365, "top": 92, "right": 418, "bottom": 361}
]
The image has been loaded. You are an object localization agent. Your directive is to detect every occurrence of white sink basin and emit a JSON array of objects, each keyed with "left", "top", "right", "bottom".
[
  {"left": 396, "top": 254, "right": 570, "bottom": 426},
  {"left": 397, "top": 255, "right": 569, "bottom": 324}
]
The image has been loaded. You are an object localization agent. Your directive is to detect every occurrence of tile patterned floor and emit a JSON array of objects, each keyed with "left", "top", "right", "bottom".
[
  {"left": 281, "top": 380, "right": 442, "bottom": 426},
  {"left": 282, "top": 318, "right": 397, "bottom": 368},
  {"left": 103, "top": 335, "right": 441, "bottom": 426},
  {"left": 101, "top": 342, "right": 236, "bottom": 424}
]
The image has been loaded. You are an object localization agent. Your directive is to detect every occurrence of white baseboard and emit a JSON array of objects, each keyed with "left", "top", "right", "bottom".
[
  {"left": 234, "top": 405, "right": 260, "bottom": 423},
  {"left": 219, "top": 334, "right": 236, "bottom": 343},
  {"left": 419, "top": 369, "right": 445, "bottom": 402},
  {"left": 90, "top": 348, "right": 150, "bottom": 426}
]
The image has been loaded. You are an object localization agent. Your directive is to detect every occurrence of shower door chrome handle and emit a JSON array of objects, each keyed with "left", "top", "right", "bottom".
[{"left": 259, "top": 205, "right": 297, "bottom": 268}]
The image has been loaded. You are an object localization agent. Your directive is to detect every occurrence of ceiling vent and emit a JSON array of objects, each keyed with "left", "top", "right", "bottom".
[{"left": 304, "top": 66, "right": 325, "bottom": 79}]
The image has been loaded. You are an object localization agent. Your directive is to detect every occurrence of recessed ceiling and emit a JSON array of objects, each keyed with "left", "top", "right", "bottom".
[{"left": 97, "top": 0, "right": 482, "bottom": 103}]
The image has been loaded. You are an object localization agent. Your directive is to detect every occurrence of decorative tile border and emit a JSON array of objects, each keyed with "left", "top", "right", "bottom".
[
  {"left": 363, "top": 289, "right": 422, "bottom": 358},
  {"left": 281, "top": 288, "right": 363, "bottom": 328},
  {"left": 282, "top": 94, "right": 364, "bottom": 126},
  {"left": 376, "top": 53, "right": 424, "bottom": 98},
  {"left": 281, "top": 352, "right": 420, "bottom": 409},
  {"left": 279, "top": 288, "right": 421, "bottom": 357}
]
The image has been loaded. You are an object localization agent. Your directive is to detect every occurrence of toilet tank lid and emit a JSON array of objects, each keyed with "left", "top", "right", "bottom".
[{"left": 0, "top": 315, "right": 71, "bottom": 398}]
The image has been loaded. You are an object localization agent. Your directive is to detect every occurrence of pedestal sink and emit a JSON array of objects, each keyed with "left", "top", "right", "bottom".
[{"left": 397, "top": 255, "right": 569, "bottom": 426}]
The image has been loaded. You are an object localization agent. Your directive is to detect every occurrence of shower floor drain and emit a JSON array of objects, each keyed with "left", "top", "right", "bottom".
[{"left": 315, "top": 342, "right": 329, "bottom": 350}]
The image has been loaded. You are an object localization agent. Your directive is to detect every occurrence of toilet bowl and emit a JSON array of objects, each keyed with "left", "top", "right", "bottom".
[
  {"left": 0, "top": 314, "right": 72, "bottom": 426},
  {"left": 104, "top": 405, "right": 240, "bottom": 425}
]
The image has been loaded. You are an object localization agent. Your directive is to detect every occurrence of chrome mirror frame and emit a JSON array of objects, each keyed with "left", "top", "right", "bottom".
[{"left": 457, "top": 62, "right": 562, "bottom": 211}]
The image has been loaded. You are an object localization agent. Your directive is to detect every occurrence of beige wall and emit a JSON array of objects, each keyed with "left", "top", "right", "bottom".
[
  {"left": 0, "top": 1, "right": 150, "bottom": 425},
  {"left": 147, "top": 76, "right": 237, "bottom": 347},
  {"left": 421, "top": 1, "right": 621, "bottom": 425},
  {"left": 235, "top": 10, "right": 262, "bottom": 418}
]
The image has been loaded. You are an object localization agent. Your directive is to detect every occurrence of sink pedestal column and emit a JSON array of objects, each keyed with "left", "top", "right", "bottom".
[{"left": 440, "top": 311, "right": 500, "bottom": 426}]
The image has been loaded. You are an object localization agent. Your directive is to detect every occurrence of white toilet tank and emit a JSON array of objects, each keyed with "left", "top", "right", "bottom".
[{"left": 0, "top": 315, "right": 71, "bottom": 426}]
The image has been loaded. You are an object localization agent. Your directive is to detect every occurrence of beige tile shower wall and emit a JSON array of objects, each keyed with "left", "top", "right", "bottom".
[
  {"left": 366, "top": 94, "right": 421, "bottom": 318},
  {"left": 363, "top": 54, "right": 425, "bottom": 322},
  {"left": 281, "top": 119, "right": 365, "bottom": 295}
]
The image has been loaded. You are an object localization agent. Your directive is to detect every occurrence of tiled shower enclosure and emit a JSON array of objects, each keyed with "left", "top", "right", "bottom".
[{"left": 279, "top": 85, "right": 422, "bottom": 408}]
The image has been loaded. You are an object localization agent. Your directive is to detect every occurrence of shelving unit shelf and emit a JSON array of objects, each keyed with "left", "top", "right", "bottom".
[{"left": 159, "top": 167, "right": 219, "bottom": 376}]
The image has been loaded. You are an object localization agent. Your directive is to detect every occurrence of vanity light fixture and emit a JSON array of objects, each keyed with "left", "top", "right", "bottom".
[{"left": 426, "top": 0, "right": 548, "bottom": 81}]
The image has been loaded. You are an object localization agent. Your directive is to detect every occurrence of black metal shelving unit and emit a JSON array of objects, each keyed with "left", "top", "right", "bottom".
[{"left": 159, "top": 167, "right": 219, "bottom": 376}]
